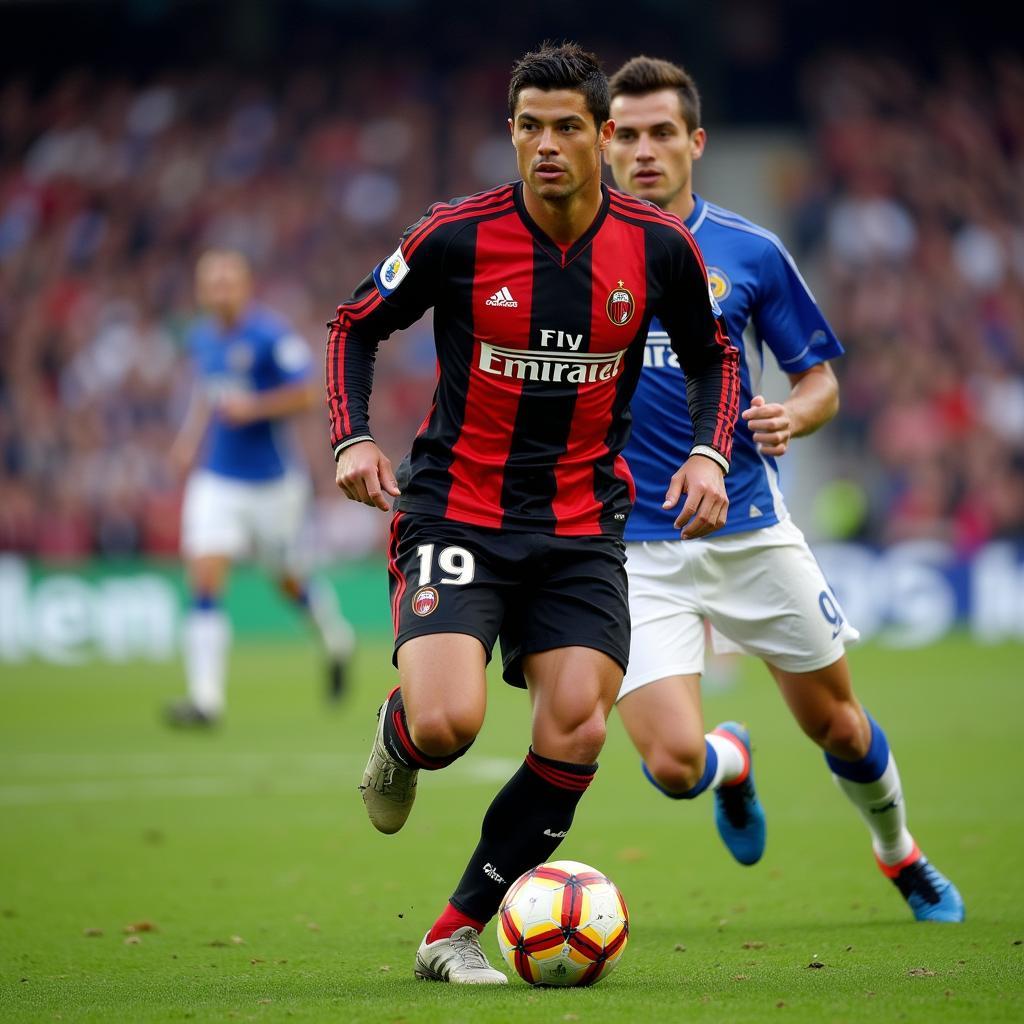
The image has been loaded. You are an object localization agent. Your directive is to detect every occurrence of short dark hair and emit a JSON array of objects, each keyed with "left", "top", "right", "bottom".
[
  {"left": 508, "top": 42, "right": 610, "bottom": 129},
  {"left": 609, "top": 56, "right": 702, "bottom": 133}
]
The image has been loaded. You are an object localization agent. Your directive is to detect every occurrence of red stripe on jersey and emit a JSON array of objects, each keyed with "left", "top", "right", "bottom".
[
  {"left": 404, "top": 185, "right": 516, "bottom": 260},
  {"left": 386, "top": 512, "right": 406, "bottom": 638},
  {"left": 442, "top": 214, "right": 534, "bottom": 528},
  {"left": 327, "top": 291, "right": 384, "bottom": 443},
  {"left": 549, "top": 216, "right": 647, "bottom": 534}
]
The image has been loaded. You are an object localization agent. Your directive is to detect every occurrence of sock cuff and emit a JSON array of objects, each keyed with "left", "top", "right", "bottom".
[
  {"left": 710, "top": 728, "right": 750, "bottom": 785},
  {"left": 525, "top": 748, "right": 597, "bottom": 792},
  {"left": 383, "top": 686, "right": 471, "bottom": 770},
  {"left": 825, "top": 711, "right": 890, "bottom": 783},
  {"left": 642, "top": 740, "right": 718, "bottom": 800},
  {"left": 875, "top": 841, "right": 921, "bottom": 878},
  {"left": 191, "top": 594, "right": 221, "bottom": 612}
]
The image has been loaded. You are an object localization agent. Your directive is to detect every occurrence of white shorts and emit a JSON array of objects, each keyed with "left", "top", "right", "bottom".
[
  {"left": 181, "top": 469, "right": 311, "bottom": 573},
  {"left": 619, "top": 517, "right": 859, "bottom": 700}
]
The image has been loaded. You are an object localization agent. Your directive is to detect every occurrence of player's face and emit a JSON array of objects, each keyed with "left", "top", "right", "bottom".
[
  {"left": 510, "top": 88, "right": 613, "bottom": 203},
  {"left": 606, "top": 90, "right": 705, "bottom": 212},
  {"left": 196, "top": 253, "right": 252, "bottom": 323}
]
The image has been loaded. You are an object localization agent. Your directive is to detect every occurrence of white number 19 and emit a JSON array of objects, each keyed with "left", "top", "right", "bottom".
[{"left": 416, "top": 544, "right": 476, "bottom": 586}]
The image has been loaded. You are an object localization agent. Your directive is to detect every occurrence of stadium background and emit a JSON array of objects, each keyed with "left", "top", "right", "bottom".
[
  {"left": 1, "top": 3, "right": 1023, "bottom": 1022},
  {"left": 2, "top": 0, "right": 1023, "bottom": 659}
]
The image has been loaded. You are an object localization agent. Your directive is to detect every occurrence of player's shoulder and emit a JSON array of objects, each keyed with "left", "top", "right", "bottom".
[
  {"left": 402, "top": 182, "right": 518, "bottom": 252},
  {"left": 606, "top": 185, "right": 698, "bottom": 260},
  {"left": 700, "top": 200, "right": 787, "bottom": 258},
  {"left": 242, "top": 304, "right": 291, "bottom": 344}
]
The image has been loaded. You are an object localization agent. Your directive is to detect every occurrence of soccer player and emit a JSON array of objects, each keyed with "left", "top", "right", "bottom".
[
  {"left": 605, "top": 56, "right": 963, "bottom": 921},
  {"left": 167, "top": 249, "right": 355, "bottom": 725},
  {"left": 326, "top": 43, "right": 739, "bottom": 982}
]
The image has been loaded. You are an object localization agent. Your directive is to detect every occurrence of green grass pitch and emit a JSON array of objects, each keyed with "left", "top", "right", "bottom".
[{"left": 2, "top": 635, "right": 1022, "bottom": 1022}]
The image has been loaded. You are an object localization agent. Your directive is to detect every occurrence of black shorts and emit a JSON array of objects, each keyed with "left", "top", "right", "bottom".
[{"left": 387, "top": 511, "right": 629, "bottom": 687}]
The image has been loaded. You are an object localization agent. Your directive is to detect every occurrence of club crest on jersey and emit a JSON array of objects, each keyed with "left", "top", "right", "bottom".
[
  {"left": 412, "top": 586, "right": 439, "bottom": 617},
  {"left": 706, "top": 267, "right": 732, "bottom": 301},
  {"left": 606, "top": 281, "right": 635, "bottom": 326},
  {"left": 375, "top": 246, "right": 410, "bottom": 294}
]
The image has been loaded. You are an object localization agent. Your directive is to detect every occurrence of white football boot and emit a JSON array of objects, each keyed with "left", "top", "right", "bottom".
[
  {"left": 414, "top": 927, "right": 508, "bottom": 984},
  {"left": 358, "top": 688, "right": 418, "bottom": 834}
]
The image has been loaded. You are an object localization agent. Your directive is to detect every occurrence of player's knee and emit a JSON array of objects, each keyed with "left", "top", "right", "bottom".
[
  {"left": 816, "top": 702, "right": 869, "bottom": 760},
  {"left": 562, "top": 713, "right": 607, "bottom": 763},
  {"left": 409, "top": 708, "right": 480, "bottom": 757},
  {"left": 646, "top": 744, "right": 705, "bottom": 793}
]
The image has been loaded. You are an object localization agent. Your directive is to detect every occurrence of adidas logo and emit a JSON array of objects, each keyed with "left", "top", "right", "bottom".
[{"left": 485, "top": 286, "right": 518, "bottom": 308}]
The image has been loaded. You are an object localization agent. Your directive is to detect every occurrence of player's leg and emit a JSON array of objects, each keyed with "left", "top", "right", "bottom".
[
  {"left": 770, "top": 657, "right": 963, "bottom": 921},
  {"left": 170, "top": 472, "right": 246, "bottom": 726},
  {"left": 418, "top": 644, "right": 619, "bottom": 985},
  {"left": 360, "top": 512, "right": 505, "bottom": 837},
  {"left": 618, "top": 539, "right": 763, "bottom": 863},
  {"left": 277, "top": 573, "right": 356, "bottom": 700},
  {"left": 259, "top": 472, "right": 356, "bottom": 700},
  {"left": 417, "top": 534, "right": 627, "bottom": 982}
]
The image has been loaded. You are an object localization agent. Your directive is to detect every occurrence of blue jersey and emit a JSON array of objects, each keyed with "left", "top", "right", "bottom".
[
  {"left": 624, "top": 195, "right": 844, "bottom": 540},
  {"left": 189, "top": 304, "right": 312, "bottom": 481}
]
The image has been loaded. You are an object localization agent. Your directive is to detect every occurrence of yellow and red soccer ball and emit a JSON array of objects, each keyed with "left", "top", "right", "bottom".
[{"left": 496, "top": 860, "right": 629, "bottom": 986}]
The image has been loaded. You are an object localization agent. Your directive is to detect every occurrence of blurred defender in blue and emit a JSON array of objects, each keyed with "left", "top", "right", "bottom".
[{"left": 166, "top": 250, "right": 354, "bottom": 725}]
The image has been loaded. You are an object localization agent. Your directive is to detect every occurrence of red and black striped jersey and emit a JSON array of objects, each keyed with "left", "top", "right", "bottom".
[{"left": 326, "top": 181, "right": 739, "bottom": 537}]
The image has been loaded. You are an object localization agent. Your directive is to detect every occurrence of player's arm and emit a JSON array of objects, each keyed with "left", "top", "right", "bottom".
[
  {"left": 168, "top": 386, "right": 211, "bottom": 476},
  {"left": 658, "top": 232, "right": 741, "bottom": 539},
  {"left": 218, "top": 379, "right": 318, "bottom": 426},
  {"left": 742, "top": 235, "right": 845, "bottom": 457},
  {"left": 742, "top": 362, "right": 838, "bottom": 457},
  {"left": 326, "top": 225, "right": 440, "bottom": 511}
]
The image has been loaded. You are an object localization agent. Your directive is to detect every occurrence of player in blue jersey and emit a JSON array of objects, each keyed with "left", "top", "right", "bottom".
[
  {"left": 166, "top": 250, "right": 354, "bottom": 725},
  {"left": 605, "top": 57, "right": 963, "bottom": 922}
]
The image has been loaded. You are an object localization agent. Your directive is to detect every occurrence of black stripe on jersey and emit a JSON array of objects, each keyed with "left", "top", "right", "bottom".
[
  {"left": 499, "top": 240, "right": 595, "bottom": 531},
  {"left": 405, "top": 221, "right": 479, "bottom": 509}
]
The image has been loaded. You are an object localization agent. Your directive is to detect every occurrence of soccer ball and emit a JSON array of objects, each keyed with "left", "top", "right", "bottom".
[{"left": 496, "top": 859, "right": 629, "bottom": 987}]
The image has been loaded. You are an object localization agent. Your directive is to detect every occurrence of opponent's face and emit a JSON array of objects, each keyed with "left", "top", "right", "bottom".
[
  {"left": 510, "top": 88, "right": 613, "bottom": 203},
  {"left": 195, "top": 252, "right": 252, "bottom": 323},
  {"left": 606, "top": 89, "right": 705, "bottom": 211}
]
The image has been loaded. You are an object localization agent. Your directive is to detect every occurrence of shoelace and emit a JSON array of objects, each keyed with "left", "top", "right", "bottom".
[
  {"left": 718, "top": 779, "right": 754, "bottom": 828},
  {"left": 451, "top": 932, "right": 491, "bottom": 968}
]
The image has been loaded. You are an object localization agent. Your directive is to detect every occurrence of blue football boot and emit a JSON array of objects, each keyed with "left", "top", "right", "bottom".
[
  {"left": 712, "top": 722, "right": 766, "bottom": 866},
  {"left": 880, "top": 850, "right": 965, "bottom": 922}
]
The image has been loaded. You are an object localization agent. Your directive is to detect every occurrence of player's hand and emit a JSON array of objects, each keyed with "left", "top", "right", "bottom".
[
  {"left": 335, "top": 440, "right": 401, "bottom": 512},
  {"left": 742, "top": 394, "right": 792, "bottom": 457},
  {"left": 217, "top": 393, "right": 262, "bottom": 426},
  {"left": 664, "top": 455, "right": 728, "bottom": 539}
]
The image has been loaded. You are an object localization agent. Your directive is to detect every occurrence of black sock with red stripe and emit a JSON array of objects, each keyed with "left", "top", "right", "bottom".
[
  {"left": 380, "top": 686, "right": 472, "bottom": 770},
  {"left": 444, "top": 747, "right": 597, "bottom": 926}
]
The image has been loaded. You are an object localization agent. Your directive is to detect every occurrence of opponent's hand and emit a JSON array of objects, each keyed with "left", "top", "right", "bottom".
[
  {"left": 742, "top": 394, "right": 792, "bottom": 457},
  {"left": 664, "top": 455, "right": 728, "bottom": 539},
  {"left": 217, "top": 392, "right": 262, "bottom": 426},
  {"left": 335, "top": 440, "right": 400, "bottom": 511}
]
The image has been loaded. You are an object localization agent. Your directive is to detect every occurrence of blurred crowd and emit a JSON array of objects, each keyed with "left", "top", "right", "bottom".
[
  {"left": 1, "top": 53, "right": 1022, "bottom": 560},
  {"left": 793, "top": 53, "right": 1024, "bottom": 550}
]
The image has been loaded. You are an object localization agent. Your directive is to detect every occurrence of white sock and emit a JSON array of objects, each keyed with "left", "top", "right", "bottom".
[
  {"left": 306, "top": 578, "right": 355, "bottom": 659},
  {"left": 707, "top": 731, "right": 747, "bottom": 789},
  {"left": 832, "top": 753, "right": 916, "bottom": 865},
  {"left": 184, "top": 609, "right": 230, "bottom": 717}
]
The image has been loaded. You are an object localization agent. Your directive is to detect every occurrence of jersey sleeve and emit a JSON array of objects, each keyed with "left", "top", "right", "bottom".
[
  {"left": 754, "top": 239, "right": 844, "bottom": 373},
  {"left": 655, "top": 229, "right": 740, "bottom": 466},
  {"left": 325, "top": 210, "right": 445, "bottom": 456}
]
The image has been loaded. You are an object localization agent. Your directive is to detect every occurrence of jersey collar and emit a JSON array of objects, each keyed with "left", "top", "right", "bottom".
[
  {"left": 513, "top": 181, "right": 611, "bottom": 269},
  {"left": 685, "top": 193, "right": 708, "bottom": 234}
]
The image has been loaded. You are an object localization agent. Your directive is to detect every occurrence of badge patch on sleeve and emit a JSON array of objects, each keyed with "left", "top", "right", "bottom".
[{"left": 375, "top": 247, "right": 410, "bottom": 295}]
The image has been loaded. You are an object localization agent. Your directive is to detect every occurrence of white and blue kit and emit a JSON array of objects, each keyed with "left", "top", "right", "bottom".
[
  {"left": 181, "top": 305, "right": 314, "bottom": 568},
  {"left": 618, "top": 195, "right": 859, "bottom": 695}
]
